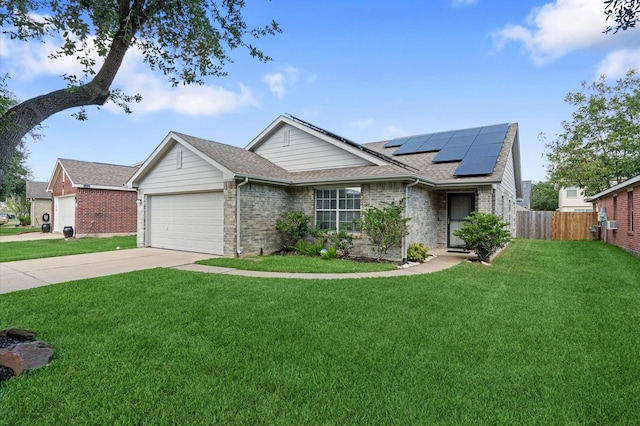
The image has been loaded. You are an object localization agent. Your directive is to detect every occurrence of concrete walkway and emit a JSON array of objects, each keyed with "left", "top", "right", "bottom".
[{"left": 1, "top": 231, "right": 472, "bottom": 294}]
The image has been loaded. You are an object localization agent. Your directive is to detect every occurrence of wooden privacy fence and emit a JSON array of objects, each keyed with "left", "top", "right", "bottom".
[{"left": 516, "top": 211, "right": 598, "bottom": 240}]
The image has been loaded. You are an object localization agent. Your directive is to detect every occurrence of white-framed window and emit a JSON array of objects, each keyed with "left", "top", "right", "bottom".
[
  {"left": 315, "top": 187, "right": 361, "bottom": 232},
  {"left": 566, "top": 186, "right": 578, "bottom": 197}
]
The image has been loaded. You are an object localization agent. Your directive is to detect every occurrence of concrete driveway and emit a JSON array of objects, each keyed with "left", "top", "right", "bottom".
[{"left": 0, "top": 248, "right": 213, "bottom": 294}]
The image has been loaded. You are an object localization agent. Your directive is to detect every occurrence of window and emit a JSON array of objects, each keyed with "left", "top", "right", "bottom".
[
  {"left": 613, "top": 195, "right": 617, "bottom": 220},
  {"left": 629, "top": 191, "right": 634, "bottom": 232},
  {"left": 315, "top": 187, "right": 361, "bottom": 232},
  {"left": 566, "top": 186, "right": 578, "bottom": 197}
]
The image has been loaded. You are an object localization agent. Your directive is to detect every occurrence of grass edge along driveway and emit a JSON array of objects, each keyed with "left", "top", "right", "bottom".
[{"left": 1, "top": 239, "right": 639, "bottom": 424}]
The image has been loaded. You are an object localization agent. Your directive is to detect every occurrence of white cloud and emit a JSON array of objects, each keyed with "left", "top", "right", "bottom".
[
  {"left": 450, "top": 0, "right": 478, "bottom": 7},
  {"left": 493, "top": 0, "right": 638, "bottom": 65},
  {"left": 596, "top": 48, "right": 640, "bottom": 78},
  {"left": 0, "top": 34, "right": 259, "bottom": 117},
  {"left": 262, "top": 66, "right": 304, "bottom": 100}
]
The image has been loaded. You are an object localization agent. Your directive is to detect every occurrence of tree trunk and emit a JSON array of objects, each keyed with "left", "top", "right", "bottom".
[{"left": 0, "top": 34, "right": 131, "bottom": 188}]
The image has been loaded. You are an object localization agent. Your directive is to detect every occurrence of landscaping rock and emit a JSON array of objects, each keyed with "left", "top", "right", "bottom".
[
  {"left": 0, "top": 328, "right": 54, "bottom": 381},
  {"left": 0, "top": 328, "right": 38, "bottom": 340},
  {"left": 0, "top": 341, "right": 55, "bottom": 375}
]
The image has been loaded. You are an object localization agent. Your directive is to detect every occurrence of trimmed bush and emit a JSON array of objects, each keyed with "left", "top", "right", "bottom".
[
  {"left": 407, "top": 242, "right": 429, "bottom": 262},
  {"left": 453, "top": 211, "right": 511, "bottom": 262}
]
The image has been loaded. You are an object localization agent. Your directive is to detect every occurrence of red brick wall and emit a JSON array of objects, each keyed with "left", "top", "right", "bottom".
[
  {"left": 598, "top": 184, "right": 640, "bottom": 257},
  {"left": 50, "top": 169, "right": 78, "bottom": 228},
  {"left": 75, "top": 188, "right": 137, "bottom": 235}
]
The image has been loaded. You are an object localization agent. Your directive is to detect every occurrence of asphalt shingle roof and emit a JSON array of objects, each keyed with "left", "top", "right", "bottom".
[
  {"left": 59, "top": 159, "right": 140, "bottom": 187},
  {"left": 26, "top": 181, "right": 50, "bottom": 199},
  {"left": 174, "top": 132, "right": 291, "bottom": 182}
]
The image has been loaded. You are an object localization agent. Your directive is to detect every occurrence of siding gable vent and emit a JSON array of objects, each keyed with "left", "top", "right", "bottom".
[
  {"left": 176, "top": 150, "right": 183, "bottom": 169},
  {"left": 283, "top": 129, "right": 290, "bottom": 147}
]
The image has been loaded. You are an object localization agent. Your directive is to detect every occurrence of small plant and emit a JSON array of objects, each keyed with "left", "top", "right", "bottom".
[
  {"left": 276, "top": 211, "right": 312, "bottom": 248},
  {"left": 293, "top": 239, "right": 324, "bottom": 257},
  {"left": 328, "top": 229, "right": 354, "bottom": 257},
  {"left": 357, "top": 199, "right": 410, "bottom": 262},
  {"left": 320, "top": 246, "right": 338, "bottom": 260},
  {"left": 407, "top": 242, "right": 429, "bottom": 262},
  {"left": 453, "top": 211, "right": 511, "bottom": 262}
]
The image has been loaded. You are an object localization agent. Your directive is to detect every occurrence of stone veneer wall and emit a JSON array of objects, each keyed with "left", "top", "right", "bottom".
[
  {"left": 356, "top": 181, "right": 406, "bottom": 260},
  {"left": 233, "top": 181, "right": 291, "bottom": 256},
  {"left": 405, "top": 185, "right": 440, "bottom": 252}
]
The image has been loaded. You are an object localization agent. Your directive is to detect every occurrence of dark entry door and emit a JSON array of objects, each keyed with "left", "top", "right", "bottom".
[{"left": 448, "top": 193, "right": 475, "bottom": 248}]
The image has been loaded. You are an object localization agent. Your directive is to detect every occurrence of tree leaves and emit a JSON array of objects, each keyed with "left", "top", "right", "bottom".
[{"left": 545, "top": 69, "right": 640, "bottom": 196}]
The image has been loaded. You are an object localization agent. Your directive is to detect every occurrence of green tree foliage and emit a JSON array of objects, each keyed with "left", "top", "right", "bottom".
[
  {"left": 276, "top": 211, "right": 313, "bottom": 249},
  {"left": 0, "top": 0, "right": 281, "bottom": 187},
  {"left": 531, "top": 181, "right": 559, "bottom": 211},
  {"left": 357, "top": 200, "right": 410, "bottom": 262},
  {"left": 604, "top": 0, "right": 640, "bottom": 33},
  {"left": 545, "top": 69, "right": 640, "bottom": 196},
  {"left": 453, "top": 212, "right": 511, "bottom": 262}
]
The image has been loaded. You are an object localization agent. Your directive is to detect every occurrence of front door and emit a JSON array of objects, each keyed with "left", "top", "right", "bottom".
[{"left": 447, "top": 193, "right": 475, "bottom": 248}]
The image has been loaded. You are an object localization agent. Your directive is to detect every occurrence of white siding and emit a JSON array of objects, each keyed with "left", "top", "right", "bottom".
[
  {"left": 496, "top": 149, "right": 518, "bottom": 234},
  {"left": 254, "top": 124, "right": 374, "bottom": 171},
  {"left": 137, "top": 143, "right": 225, "bottom": 194}
]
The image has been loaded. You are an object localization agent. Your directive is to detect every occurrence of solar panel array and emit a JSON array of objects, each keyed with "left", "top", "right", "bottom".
[{"left": 384, "top": 123, "right": 510, "bottom": 176}]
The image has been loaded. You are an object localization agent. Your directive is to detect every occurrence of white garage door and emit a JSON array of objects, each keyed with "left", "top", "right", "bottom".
[
  {"left": 148, "top": 192, "right": 224, "bottom": 255},
  {"left": 54, "top": 196, "right": 75, "bottom": 233}
]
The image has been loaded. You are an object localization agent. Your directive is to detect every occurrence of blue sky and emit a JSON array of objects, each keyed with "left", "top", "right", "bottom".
[{"left": 2, "top": 0, "right": 639, "bottom": 183}]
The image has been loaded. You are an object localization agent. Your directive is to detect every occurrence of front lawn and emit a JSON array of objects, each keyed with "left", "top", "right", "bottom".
[
  {"left": 197, "top": 254, "right": 397, "bottom": 273},
  {"left": 0, "top": 235, "right": 137, "bottom": 262},
  {"left": 0, "top": 225, "right": 40, "bottom": 236},
  {"left": 1, "top": 240, "right": 639, "bottom": 424}
]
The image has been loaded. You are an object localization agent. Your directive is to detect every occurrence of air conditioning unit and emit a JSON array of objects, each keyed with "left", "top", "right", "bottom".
[{"left": 606, "top": 220, "right": 617, "bottom": 230}]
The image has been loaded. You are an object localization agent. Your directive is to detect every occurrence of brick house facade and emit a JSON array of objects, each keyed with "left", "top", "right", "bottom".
[
  {"left": 587, "top": 175, "right": 640, "bottom": 258},
  {"left": 47, "top": 159, "right": 139, "bottom": 238}
]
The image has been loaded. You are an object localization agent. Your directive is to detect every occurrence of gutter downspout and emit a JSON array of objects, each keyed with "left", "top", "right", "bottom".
[
  {"left": 236, "top": 177, "right": 249, "bottom": 256},
  {"left": 403, "top": 179, "right": 420, "bottom": 264}
]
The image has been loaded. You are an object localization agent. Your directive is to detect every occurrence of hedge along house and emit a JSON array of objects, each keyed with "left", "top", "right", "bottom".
[
  {"left": 127, "top": 115, "right": 522, "bottom": 260},
  {"left": 586, "top": 174, "right": 640, "bottom": 258},
  {"left": 47, "top": 159, "right": 140, "bottom": 237}
]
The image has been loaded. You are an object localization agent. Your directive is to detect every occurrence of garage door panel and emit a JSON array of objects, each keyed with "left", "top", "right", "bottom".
[
  {"left": 149, "top": 193, "right": 224, "bottom": 255},
  {"left": 54, "top": 196, "right": 75, "bottom": 233}
]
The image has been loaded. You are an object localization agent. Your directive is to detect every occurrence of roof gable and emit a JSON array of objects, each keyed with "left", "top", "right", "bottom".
[
  {"left": 26, "top": 181, "right": 50, "bottom": 199},
  {"left": 246, "top": 115, "right": 395, "bottom": 171},
  {"left": 128, "top": 132, "right": 290, "bottom": 187},
  {"left": 47, "top": 159, "right": 139, "bottom": 192}
]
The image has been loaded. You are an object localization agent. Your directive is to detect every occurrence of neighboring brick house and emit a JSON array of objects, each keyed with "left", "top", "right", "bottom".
[
  {"left": 127, "top": 115, "right": 522, "bottom": 261},
  {"left": 46, "top": 159, "right": 140, "bottom": 237},
  {"left": 26, "top": 180, "right": 51, "bottom": 228},
  {"left": 586, "top": 174, "right": 640, "bottom": 258}
]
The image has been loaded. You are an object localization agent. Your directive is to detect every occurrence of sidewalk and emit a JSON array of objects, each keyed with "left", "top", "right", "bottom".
[{"left": 1, "top": 245, "right": 473, "bottom": 294}]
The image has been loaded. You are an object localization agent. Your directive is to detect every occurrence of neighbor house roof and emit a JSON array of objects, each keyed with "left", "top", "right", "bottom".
[
  {"left": 47, "top": 158, "right": 140, "bottom": 192},
  {"left": 26, "top": 181, "right": 50, "bottom": 199},
  {"left": 585, "top": 174, "right": 640, "bottom": 202}
]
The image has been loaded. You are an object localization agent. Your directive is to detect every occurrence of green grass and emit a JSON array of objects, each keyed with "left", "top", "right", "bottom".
[
  {"left": 0, "top": 224, "right": 40, "bottom": 235},
  {"left": 0, "top": 235, "right": 137, "bottom": 262},
  {"left": 1, "top": 240, "right": 639, "bottom": 424},
  {"left": 197, "top": 254, "right": 397, "bottom": 273}
]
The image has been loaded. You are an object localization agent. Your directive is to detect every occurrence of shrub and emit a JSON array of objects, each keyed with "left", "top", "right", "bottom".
[
  {"left": 320, "top": 246, "right": 338, "bottom": 260},
  {"left": 357, "top": 199, "right": 410, "bottom": 262},
  {"left": 453, "top": 211, "right": 511, "bottom": 262},
  {"left": 276, "top": 211, "right": 312, "bottom": 248},
  {"left": 328, "top": 229, "right": 354, "bottom": 257},
  {"left": 407, "top": 242, "right": 429, "bottom": 262}
]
